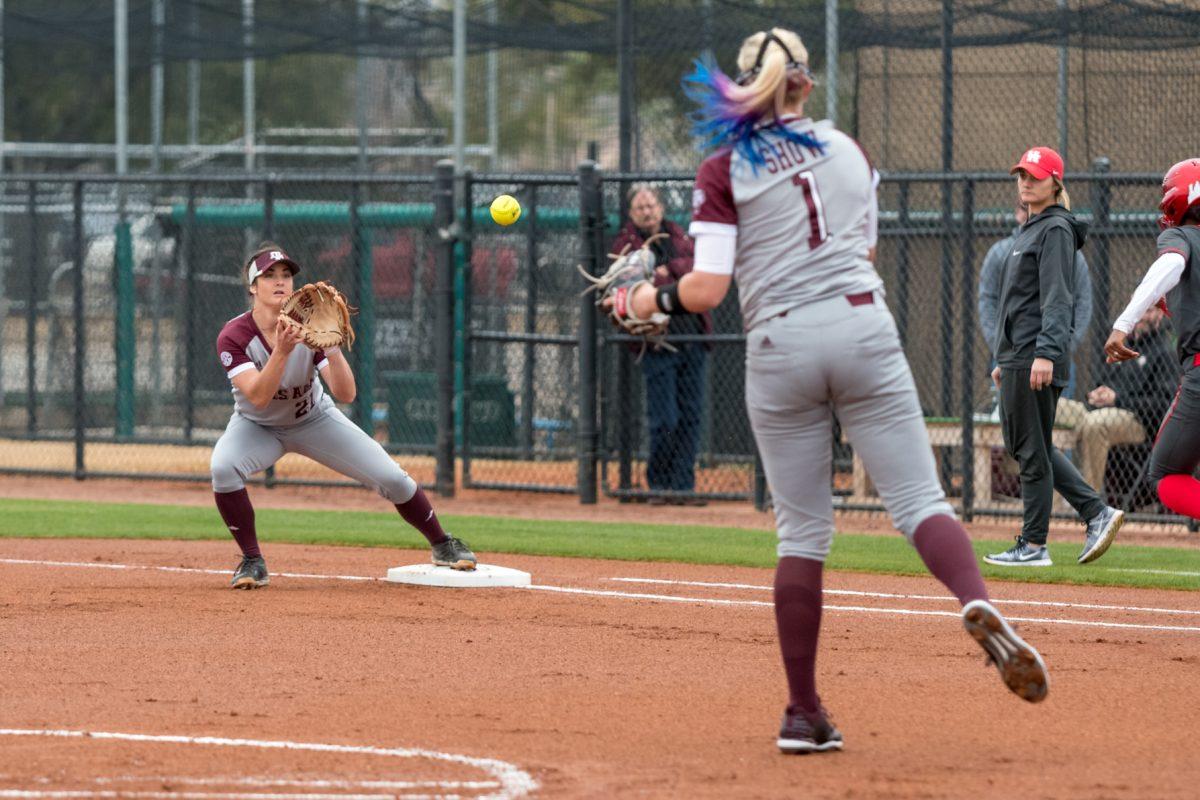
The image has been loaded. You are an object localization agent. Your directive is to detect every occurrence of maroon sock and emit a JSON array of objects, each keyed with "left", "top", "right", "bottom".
[
  {"left": 395, "top": 488, "right": 449, "bottom": 545},
  {"left": 774, "top": 556, "right": 824, "bottom": 714},
  {"left": 912, "top": 514, "right": 989, "bottom": 606},
  {"left": 214, "top": 489, "right": 260, "bottom": 558}
]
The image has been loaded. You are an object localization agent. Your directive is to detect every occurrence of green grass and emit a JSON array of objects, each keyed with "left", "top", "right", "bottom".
[{"left": 0, "top": 497, "right": 1197, "bottom": 592}]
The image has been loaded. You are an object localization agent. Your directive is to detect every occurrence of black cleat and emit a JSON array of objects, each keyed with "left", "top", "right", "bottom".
[
  {"left": 777, "top": 705, "right": 844, "bottom": 754},
  {"left": 230, "top": 555, "right": 269, "bottom": 589},
  {"left": 431, "top": 536, "right": 477, "bottom": 571}
]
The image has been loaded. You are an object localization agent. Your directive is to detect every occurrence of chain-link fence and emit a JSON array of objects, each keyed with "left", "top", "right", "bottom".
[
  {"left": 870, "top": 169, "right": 1181, "bottom": 524},
  {"left": 0, "top": 166, "right": 1193, "bottom": 528},
  {"left": 0, "top": 174, "right": 446, "bottom": 488}
]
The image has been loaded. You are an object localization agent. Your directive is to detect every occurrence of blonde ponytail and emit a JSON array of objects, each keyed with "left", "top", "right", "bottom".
[
  {"left": 1053, "top": 178, "right": 1071, "bottom": 211},
  {"left": 734, "top": 28, "right": 811, "bottom": 122}
]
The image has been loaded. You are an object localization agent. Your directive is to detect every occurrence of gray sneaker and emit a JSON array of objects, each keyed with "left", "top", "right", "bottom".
[
  {"left": 962, "top": 599, "right": 1049, "bottom": 703},
  {"left": 431, "top": 536, "right": 477, "bottom": 571},
  {"left": 1078, "top": 506, "right": 1124, "bottom": 564},
  {"left": 984, "top": 537, "right": 1052, "bottom": 567},
  {"left": 230, "top": 555, "right": 269, "bottom": 589}
]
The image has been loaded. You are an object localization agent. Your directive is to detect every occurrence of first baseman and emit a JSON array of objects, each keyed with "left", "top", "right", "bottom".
[
  {"left": 615, "top": 27, "right": 1048, "bottom": 752},
  {"left": 211, "top": 242, "right": 476, "bottom": 589}
]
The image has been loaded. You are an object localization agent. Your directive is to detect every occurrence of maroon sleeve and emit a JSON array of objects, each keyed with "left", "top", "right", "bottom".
[
  {"left": 312, "top": 347, "right": 327, "bottom": 367},
  {"left": 216, "top": 328, "right": 252, "bottom": 376},
  {"left": 691, "top": 151, "right": 737, "bottom": 225}
]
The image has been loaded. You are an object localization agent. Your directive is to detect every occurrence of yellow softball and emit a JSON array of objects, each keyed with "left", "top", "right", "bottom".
[{"left": 490, "top": 194, "right": 522, "bottom": 226}]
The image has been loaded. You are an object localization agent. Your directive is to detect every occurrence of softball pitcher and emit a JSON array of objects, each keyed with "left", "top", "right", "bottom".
[
  {"left": 211, "top": 242, "right": 476, "bottom": 589},
  {"left": 617, "top": 28, "right": 1048, "bottom": 752}
]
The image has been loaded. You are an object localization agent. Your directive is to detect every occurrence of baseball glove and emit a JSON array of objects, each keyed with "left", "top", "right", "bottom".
[
  {"left": 280, "top": 281, "right": 356, "bottom": 350},
  {"left": 578, "top": 233, "right": 675, "bottom": 357}
]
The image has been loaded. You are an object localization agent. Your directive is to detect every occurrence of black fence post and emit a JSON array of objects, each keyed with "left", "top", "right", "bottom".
[
  {"left": 433, "top": 160, "right": 457, "bottom": 497},
  {"left": 183, "top": 182, "right": 197, "bottom": 443},
  {"left": 522, "top": 184, "right": 538, "bottom": 459},
  {"left": 73, "top": 181, "right": 86, "bottom": 480},
  {"left": 753, "top": 450, "right": 768, "bottom": 512},
  {"left": 26, "top": 181, "right": 38, "bottom": 436},
  {"left": 1090, "top": 157, "right": 1113, "bottom": 379},
  {"left": 577, "top": 161, "right": 603, "bottom": 504},
  {"left": 617, "top": 0, "right": 634, "bottom": 174},
  {"left": 940, "top": 0, "right": 955, "bottom": 420},
  {"left": 264, "top": 180, "right": 276, "bottom": 488},
  {"left": 896, "top": 181, "right": 911, "bottom": 347},
  {"left": 461, "top": 167, "right": 475, "bottom": 486},
  {"left": 263, "top": 180, "right": 274, "bottom": 240},
  {"left": 350, "top": 182, "right": 376, "bottom": 436},
  {"left": 960, "top": 179, "right": 976, "bottom": 520}
]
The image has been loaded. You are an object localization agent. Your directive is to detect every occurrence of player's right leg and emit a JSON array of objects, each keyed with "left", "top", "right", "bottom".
[
  {"left": 745, "top": 306, "right": 843, "bottom": 753},
  {"left": 829, "top": 301, "right": 1047, "bottom": 703},
  {"left": 210, "top": 413, "right": 285, "bottom": 589},
  {"left": 282, "top": 407, "right": 475, "bottom": 569}
]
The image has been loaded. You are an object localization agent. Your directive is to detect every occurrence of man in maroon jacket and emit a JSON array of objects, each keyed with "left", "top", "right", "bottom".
[{"left": 611, "top": 185, "right": 712, "bottom": 505}]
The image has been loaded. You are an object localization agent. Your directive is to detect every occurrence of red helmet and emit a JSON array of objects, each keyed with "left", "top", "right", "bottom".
[{"left": 1159, "top": 158, "right": 1200, "bottom": 229}]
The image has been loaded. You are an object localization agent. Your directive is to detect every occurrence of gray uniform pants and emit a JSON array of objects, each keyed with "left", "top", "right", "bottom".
[
  {"left": 211, "top": 406, "right": 418, "bottom": 504},
  {"left": 746, "top": 292, "right": 953, "bottom": 562}
]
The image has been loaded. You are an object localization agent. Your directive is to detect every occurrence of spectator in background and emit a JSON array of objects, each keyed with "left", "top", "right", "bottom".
[
  {"left": 979, "top": 201, "right": 1094, "bottom": 400},
  {"left": 611, "top": 184, "right": 711, "bottom": 505},
  {"left": 1055, "top": 305, "right": 1178, "bottom": 496},
  {"left": 983, "top": 147, "right": 1121, "bottom": 568}
]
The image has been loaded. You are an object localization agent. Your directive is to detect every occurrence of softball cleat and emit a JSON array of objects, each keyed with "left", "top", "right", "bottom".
[
  {"left": 431, "top": 536, "right": 477, "bottom": 571},
  {"left": 230, "top": 555, "right": 269, "bottom": 589},
  {"left": 962, "top": 599, "right": 1048, "bottom": 703}
]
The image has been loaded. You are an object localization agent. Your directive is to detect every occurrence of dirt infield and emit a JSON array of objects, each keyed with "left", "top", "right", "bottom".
[{"left": 2, "top": 537, "right": 1198, "bottom": 799}]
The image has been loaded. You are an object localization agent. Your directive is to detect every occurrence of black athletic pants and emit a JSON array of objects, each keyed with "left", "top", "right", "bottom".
[
  {"left": 1147, "top": 360, "right": 1200, "bottom": 483},
  {"left": 999, "top": 368, "right": 1106, "bottom": 544}
]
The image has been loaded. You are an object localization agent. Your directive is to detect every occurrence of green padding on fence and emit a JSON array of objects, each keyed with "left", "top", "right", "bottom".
[
  {"left": 382, "top": 371, "right": 515, "bottom": 448},
  {"left": 168, "top": 201, "right": 624, "bottom": 232},
  {"left": 114, "top": 221, "right": 135, "bottom": 438}
]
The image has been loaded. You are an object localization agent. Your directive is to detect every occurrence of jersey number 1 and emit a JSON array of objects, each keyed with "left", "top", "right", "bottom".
[{"left": 792, "top": 171, "right": 828, "bottom": 250}]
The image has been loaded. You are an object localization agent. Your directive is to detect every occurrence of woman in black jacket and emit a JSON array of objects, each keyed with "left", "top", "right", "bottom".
[{"left": 985, "top": 147, "right": 1124, "bottom": 567}]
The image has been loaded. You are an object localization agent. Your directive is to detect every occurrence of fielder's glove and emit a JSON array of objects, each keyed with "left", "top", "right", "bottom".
[
  {"left": 579, "top": 233, "right": 675, "bottom": 358},
  {"left": 280, "top": 280, "right": 356, "bottom": 350}
]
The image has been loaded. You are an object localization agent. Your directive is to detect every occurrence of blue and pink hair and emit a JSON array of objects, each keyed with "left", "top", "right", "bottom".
[{"left": 682, "top": 52, "right": 825, "bottom": 170}]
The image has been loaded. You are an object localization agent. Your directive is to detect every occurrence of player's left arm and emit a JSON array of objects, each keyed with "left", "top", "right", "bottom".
[
  {"left": 319, "top": 347, "right": 357, "bottom": 404},
  {"left": 628, "top": 224, "right": 734, "bottom": 317}
]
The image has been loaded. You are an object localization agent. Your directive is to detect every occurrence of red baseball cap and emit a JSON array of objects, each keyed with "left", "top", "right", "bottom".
[
  {"left": 246, "top": 247, "right": 300, "bottom": 284},
  {"left": 1010, "top": 147, "right": 1064, "bottom": 181}
]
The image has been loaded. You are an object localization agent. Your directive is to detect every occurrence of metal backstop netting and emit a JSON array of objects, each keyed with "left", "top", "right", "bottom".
[{"left": 7, "top": 2, "right": 1200, "bottom": 175}]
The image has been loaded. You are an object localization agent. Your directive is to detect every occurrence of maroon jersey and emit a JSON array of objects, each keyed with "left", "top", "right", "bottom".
[{"left": 216, "top": 311, "right": 331, "bottom": 426}]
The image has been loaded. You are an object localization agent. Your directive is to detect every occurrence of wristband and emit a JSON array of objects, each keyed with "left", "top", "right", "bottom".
[{"left": 655, "top": 283, "right": 687, "bottom": 316}]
